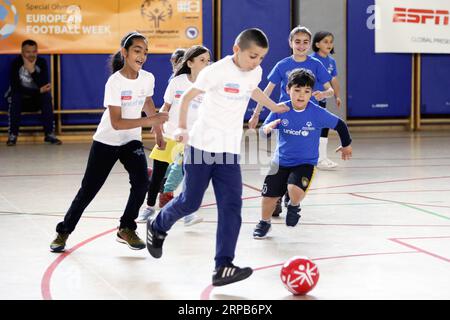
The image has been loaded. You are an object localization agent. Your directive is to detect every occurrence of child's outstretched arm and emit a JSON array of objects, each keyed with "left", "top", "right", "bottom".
[
  {"left": 248, "top": 82, "right": 276, "bottom": 129},
  {"left": 173, "top": 87, "right": 204, "bottom": 143},
  {"left": 333, "top": 119, "right": 352, "bottom": 160},
  {"left": 251, "top": 87, "right": 290, "bottom": 114},
  {"left": 331, "top": 77, "right": 342, "bottom": 108},
  {"left": 143, "top": 97, "right": 166, "bottom": 149}
]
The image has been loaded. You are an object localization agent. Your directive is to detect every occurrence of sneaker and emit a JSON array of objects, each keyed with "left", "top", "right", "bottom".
[
  {"left": 116, "top": 228, "right": 146, "bottom": 250},
  {"left": 158, "top": 191, "right": 174, "bottom": 208},
  {"left": 317, "top": 158, "right": 338, "bottom": 170},
  {"left": 253, "top": 220, "right": 272, "bottom": 239},
  {"left": 136, "top": 206, "right": 155, "bottom": 223},
  {"left": 283, "top": 192, "right": 290, "bottom": 208},
  {"left": 146, "top": 218, "right": 167, "bottom": 258},
  {"left": 286, "top": 204, "right": 302, "bottom": 227},
  {"left": 184, "top": 214, "right": 203, "bottom": 227},
  {"left": 6, "top": 134, "right": 17, "bottom": 146},
  {"left": 212, "top": 264, "right": 253, "bottom": 286},
  {"left": 44, "top": 133, "right": 62, "bottom": 145},
  {"left": 50, "top": 233, "right": 69, "bottom": 252},
  {"left": 272, "top": 199, "right": 282, "bottom": 217}
]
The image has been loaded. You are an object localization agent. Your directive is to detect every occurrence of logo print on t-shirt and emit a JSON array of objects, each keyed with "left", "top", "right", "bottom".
[
  {"left": 121, "top": 90, "right": 132, "bottom": 100},
  {"left": 174, "top": 90, "right": 184, "bottom": 99},
  {"left": 281, "top": 119, "right": 289, "bottom": 127},
  {"left": 224, "top": 83, "right": 240, "bottom": 93}
]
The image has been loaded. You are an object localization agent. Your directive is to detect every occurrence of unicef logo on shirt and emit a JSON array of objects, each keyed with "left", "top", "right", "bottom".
[
  {"left": 301, "top": 131, "right": 309, "bottom": 137},
  {"left": 281, "top": 119, "right": 289, "bottom": 127}
]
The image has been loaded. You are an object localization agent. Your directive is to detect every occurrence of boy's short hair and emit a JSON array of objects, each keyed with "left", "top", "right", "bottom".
[
  {"left": 289, "top": 26, "right": 312, "bottom": 42},
  {"left": 21, "top": 39, "right": 37, "bottom": 48},
  {"left": 235, "top": 28, "right": 269, "bottom": 50},
  {"left": 287, "top": 68, "right": 316, "bottom": 89}
]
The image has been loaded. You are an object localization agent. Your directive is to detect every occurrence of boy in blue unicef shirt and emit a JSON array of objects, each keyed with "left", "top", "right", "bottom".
[{"left": 253, "top": 68, "right": 352, "bottom": 239}]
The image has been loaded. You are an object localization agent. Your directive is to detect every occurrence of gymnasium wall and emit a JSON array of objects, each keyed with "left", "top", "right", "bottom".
[{"left": 1, "top": 0, "right": 449, "bottom": 130}]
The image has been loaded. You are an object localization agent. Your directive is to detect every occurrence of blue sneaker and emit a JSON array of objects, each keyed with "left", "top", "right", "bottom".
[
  {"left": 253, "top": 220, "right": 272, "bottom": 239},
  {"left": 286, "top": 205, "right": 301, "bottom": 227}
]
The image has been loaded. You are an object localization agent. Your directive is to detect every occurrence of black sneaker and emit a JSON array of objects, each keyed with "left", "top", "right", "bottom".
[
  {"left": 253, "top": 220, "right": 271, "bottom": 239},
  {"left": 212, "top": 264, "right": 253, "bottom": 286},
  {"left": 286, "top": 204, "right": 301, "bottom": 227},
  {"left": 6, "top": 134, "right": 17, "bottom": 146},
  {"left": 284, "top": 192, "right": 290, "bottom": 208},
  {"left": 272, "top": 198, "right": 282, "bottom": 217},
  {"left": 44, "top": 133, "right": 62, "bottom": 145},
  {"left": 146, "top": 217, "right": 167, "bottom": 258}
]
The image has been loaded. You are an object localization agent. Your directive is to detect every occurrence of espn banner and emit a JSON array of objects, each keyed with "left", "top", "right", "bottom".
[
  {"left": 0, "top": 0, "right": 202, "bottom": 54},
  {"left": 375, "top": 0, "right": 450, "bottom": 53}
]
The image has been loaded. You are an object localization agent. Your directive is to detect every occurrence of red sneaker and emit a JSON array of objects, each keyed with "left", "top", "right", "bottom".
[{"left": 159, "top": 191, "right": 174, "bottom": 208}]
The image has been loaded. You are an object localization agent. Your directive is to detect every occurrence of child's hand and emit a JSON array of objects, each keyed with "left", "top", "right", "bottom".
[
  {"left": 174, "top": 128, "right": 189, "bottom": 143},
  {"left": 248, "top": 113, "right": 260, "bottom": 129},
  {"left": 336, "top": 145, "right": 352, "bottom": 160},
  {"left": 312, "top": 91, "right": 326, "bottom": 101},
  {"left": 275, "top": 103, "right": 290, "bottom": 113},
  {"left": 335, "top": 96, "right": 342, "bottom": 108},
  {"left": 146, "top": 112, "right": 169, "bottom": 127},
  {"left": 156, "top": 134, "right": 166, "bottom": 150},
  {"left": 264, "top": 119, "right": 281, "bottom": 134}
]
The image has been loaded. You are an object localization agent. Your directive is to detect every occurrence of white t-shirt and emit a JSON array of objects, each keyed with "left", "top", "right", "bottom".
[
  {"left": 163, "top": 73, "right": 203, "bottom": 140},
  {"left": 189, "top": 55, "right": 262, "bottom": 154},
  {"left": 93, "top": 70, "right": 155, "bottom": 146}
]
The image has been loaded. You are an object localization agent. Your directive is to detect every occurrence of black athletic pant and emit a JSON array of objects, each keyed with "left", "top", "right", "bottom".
[
  {"left": 56, "top": 140, "right": 149, "bottom": 234},
  {"left": 9, "top": 91, "right": 55, "bottom": 136},
  {"left": 146, "top": 159, "right": 169, "bottom": 206},
  {"left": 319, "top": 100, "right": 329, "bottom": 138}
]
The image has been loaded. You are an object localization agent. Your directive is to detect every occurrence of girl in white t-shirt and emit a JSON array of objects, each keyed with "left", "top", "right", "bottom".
[
  {"left": 137, "top": 45, "right": 211, "bottom": 223},
  {"left": 50, "top": 31, "right": 168, "bottom": 253}
]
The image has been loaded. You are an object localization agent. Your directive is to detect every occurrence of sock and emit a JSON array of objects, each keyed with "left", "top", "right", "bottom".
[
  {"left": 288, "top": 201, "right": 300, "bottom": 207},
  {"left": 319, "top": 137, "right": 328, "bottom": 161},
  {"left": 262, "top": 218, "right": 271, "bottom": 223}
]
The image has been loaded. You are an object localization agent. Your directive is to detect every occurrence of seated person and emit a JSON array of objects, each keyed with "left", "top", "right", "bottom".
[{"left": 7, "top": 39, "right": 61, "bottom": 146}]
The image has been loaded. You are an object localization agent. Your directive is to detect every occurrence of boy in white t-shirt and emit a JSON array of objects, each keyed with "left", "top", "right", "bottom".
[{"left": 146, "top": 28, "right": 289, "bottom": 286}]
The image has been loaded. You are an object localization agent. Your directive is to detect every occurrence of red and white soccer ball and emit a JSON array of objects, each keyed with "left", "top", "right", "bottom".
[{"left": 280, "top": 256, "right": 320, "bottom": 295}]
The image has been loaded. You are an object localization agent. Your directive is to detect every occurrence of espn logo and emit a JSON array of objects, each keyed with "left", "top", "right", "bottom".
[{"left": 393, "top": 8, "right": 449, "bottom": 25}]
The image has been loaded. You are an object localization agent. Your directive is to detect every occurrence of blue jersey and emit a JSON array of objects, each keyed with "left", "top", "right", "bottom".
[
  {"left": 263, "top": 100, "right": 340, "bottom": 166},
  {"left": 267, "top": 55, "right": 332, "bottom": 104},
  {"left": 310, "top": 52, "right": 338, "bottom": 77}
]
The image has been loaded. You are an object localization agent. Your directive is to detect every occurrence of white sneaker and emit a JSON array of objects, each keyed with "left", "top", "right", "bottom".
[
  {"left": 136, "top": 206, "right": 155, "bottom": 223},
  {"left": 184, "top": 214, "right": 203, "bottom": 227},
  {"left": 317, "top": 158, "right": 338, "bottom": 170}
]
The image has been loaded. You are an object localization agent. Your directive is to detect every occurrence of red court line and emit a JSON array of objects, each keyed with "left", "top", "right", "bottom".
[
  {"left": 200, "top": 250, "right": 418, "bottom": 300},
  {"left": 41, "top": 228, "right": 117, "bottom": 300},
  {"left": 389, "top": 237, "right": 450, "bottom": 264}
]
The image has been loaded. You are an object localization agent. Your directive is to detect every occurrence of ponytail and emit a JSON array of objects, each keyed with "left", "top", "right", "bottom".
[{"left": 110, "top": 50, "right": 124, "bottom": 74}]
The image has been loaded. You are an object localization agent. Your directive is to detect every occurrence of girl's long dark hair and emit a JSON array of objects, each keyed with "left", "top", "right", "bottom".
[
  {"left": 174, "top": 45, "right": 210, "bottom": 77},
  {"left": 110, "top": 31, "right": 147, "bottom": 73},
  {"left": 312, "top": 31, "right": 335, "bottom": 54}
]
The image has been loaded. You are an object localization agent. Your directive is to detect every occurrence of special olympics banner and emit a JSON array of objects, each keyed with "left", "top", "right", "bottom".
[
  {"left": 375, "top": 0, "right": 450, "bottom": 53},
  {"left": 0, "top": 0, "right": 203, "bottom": 54}
]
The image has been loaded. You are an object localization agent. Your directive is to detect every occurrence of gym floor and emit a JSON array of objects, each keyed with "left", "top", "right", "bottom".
[{"left": 1, "top": 130, "right": 449, "bottom": 300}]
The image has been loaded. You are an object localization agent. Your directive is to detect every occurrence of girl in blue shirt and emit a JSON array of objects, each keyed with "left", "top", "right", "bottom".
[{"left": 311, "top": 31, "right": 342, "bottom": 170}]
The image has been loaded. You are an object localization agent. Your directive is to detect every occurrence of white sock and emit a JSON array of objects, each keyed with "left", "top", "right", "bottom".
[{"left": 319, "top": 137, "right": 328, "bottom": 161}]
